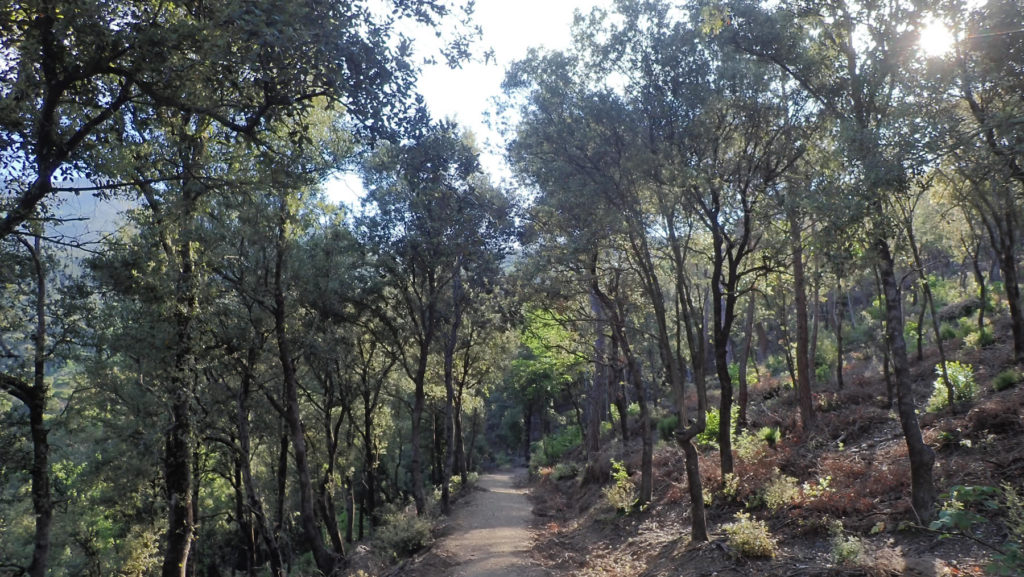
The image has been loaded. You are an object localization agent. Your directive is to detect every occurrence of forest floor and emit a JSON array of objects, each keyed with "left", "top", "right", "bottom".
[
  {"left": 525, "top": 321, "right": 1024, "bottom": 577},
  {"left": 390, "top": 469, "right": 550, "bottom": 577}
]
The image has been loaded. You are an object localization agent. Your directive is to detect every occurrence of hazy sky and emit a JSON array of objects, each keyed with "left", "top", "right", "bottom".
[{"left": 324, "top": 1, "right": 609, "bottom": 206}]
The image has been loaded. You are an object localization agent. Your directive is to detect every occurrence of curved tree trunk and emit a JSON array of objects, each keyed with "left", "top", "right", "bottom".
[
  {"left": 273, "top": 208, "right": 339, "bottom": 575},
  {"left": 876, "top": 239, "right": 936, "bottom": 522}
]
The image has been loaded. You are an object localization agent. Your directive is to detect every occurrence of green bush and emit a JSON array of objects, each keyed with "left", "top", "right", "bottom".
[
  {"left": 927, "top": 361, "right": 977, "bottom": 412},
  {"left": 761, "top": 468, "right": 799, "bottom": 511},
  {"left": 930, "top": 484, "right": 1024, "bottom": 576},
  {"left": 734, "top": 429, "right": 767, "bottom": 462},
  {"left": 626, "top": 402, "right": 641, "bottom": 418},
  {"left": 723, "top": 512, "right": 778, "bottom": 558},
  {"left": 964, "top": 328, "right": 995, "bottom": 349},
  {"left": 375, "top": 510, "right": 433, "bottom": 560},
  {"left": 939, "top": 323, "right": 958, "bottom": 341},
  {"left": 657, "top": 415, "right": 679, "bottom": 441},
  {"left": 602, "top": 459, "right": 636, "bottom": 514},
  {"left": 696, "top": 405, "right": 739, "bottom": 449},
  {"left": 553, "top": 462, "right": 578, "bottom": 480},
  {"left": 994, "top": 369, "right": 1021, "bottom": 392},
  {"left": 758, "top": 426, "right": 781, "bottom": 447},
  {"left": 530, "top": 425, "right": 582, "bottom": 469},
  {"left": 829, "top": 519, "right": 864, "bottom": 565}
]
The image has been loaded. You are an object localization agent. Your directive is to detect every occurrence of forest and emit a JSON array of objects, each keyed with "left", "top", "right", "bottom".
[{"left": 1, "top": 0, "right": 1023, "bottom": 576}]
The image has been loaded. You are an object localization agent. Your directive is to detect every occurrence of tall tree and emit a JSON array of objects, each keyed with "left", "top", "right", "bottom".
[
  {"left": 727, "top": 0, "right": 939, "bottom": 520},
  {"left": 359, "top": 122, "right": 513, "bottom": 515}
]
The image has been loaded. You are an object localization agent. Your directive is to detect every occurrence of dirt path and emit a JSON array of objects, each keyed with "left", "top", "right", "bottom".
[{"left": 425, "top": 469, "right": 549, "bottom": 577}]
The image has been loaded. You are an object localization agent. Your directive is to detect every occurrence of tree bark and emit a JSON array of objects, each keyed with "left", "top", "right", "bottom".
[
  {"left": 876, "top": 239, "right": 936, "bottom": 522},
  {"left": 789, "top": 208, "right": 814, "bottom": 429},
  {"left": 273, "top": 208, "right": 338, "bottom": 575},
  {"left": 238, "top": 347, "right": 285, "bottom": 577},
  {"left": 738, "top": 293, "right": 756, "bottom": 430}
]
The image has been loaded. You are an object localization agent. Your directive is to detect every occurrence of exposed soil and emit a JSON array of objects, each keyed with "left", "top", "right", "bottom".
[{"left": 396, "top": 469, "right": 550, "bottom": 577}]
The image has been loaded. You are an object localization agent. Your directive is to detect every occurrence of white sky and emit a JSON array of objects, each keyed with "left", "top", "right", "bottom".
[{"left": 324, "top": 0, "right": 610, "bottom": 207}]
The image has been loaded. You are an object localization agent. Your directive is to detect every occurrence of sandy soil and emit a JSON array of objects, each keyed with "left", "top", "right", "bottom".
[{"left": 397, "top": 469, "right": 550, "bottom": 577}]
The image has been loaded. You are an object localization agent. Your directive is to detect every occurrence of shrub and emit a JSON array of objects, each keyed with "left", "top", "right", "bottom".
[
  {"left": 939, "top": 323, "right": 958, "bottom": 341},
  {"left": 530, "top": 425, "right": 582, "bottom": 469},
  {"left": 553, "top": 462, "right": 578, "bottom": 480},
  {"left": 723, "top": 512, "right": 778, "bottom": 558},
  {"left": 761, "top": 468, "right": 800, "bottom": 511},
  {"left": 734, "top": 429, "right": 766, "bottom": 462},
  {"left": 375, "top": 510, "right": 432, "bottom": 560},
  {"left": 656, "top": 415, "right": 679, "bottom": 441},
  {"left": 626, "top": 402, "right": 641, "bottom": 418},
  {"left": 993, "top": 369, "right": 1021, "bottom": 392},
  {"left": 696, "top": 405, "right": 740, "bottom": 449},
  {"left": 926, "top": 361, "right": 977, "bottom": 412},
  {"left": 758, "top": 426, "right": 781, "bottom": 448},
  {"left": 964, "top": 328, "right": 995, "bottom": 349},
  {"left": 829, "top": 519, "right": 864, "bottom": 565},
  {"left": 602, "top": 459, "right": 636, "bottom": 514},
  {"left": 930, "top": 484, "right": 1024, "bottom": 576}
]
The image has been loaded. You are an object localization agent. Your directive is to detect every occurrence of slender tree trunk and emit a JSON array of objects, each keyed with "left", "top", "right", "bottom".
[
  {"left": 593, "top": 280, "right": 652, "bottom": 506},
  {"left": 835, "top": 278, "right": 845, "bottom": 390},
  {"left": 441, "top": 262, "right": 463, "bottom": 515},
  {"left": 275, "top": 429, "right": 288, "bottom": 534},
  {"left": 789, "top": 209, "right": 813, "bottom": 429},
  {"left": 239, "top": 348, "right": 285, "bottom": 577},
  {"left": 587, "top": 290, "right": 607, "bottom": 460},
  {"left": 20, "top": 235, "right": 52, "bottom": 577},
  {"left": 410, "top": 339, "right": 430, "bottom": 515},
  {"left": 876, "top": 239, "right": 936, "bottom": 522},
  {"left": 162, "top": 194, "right": 198, "bottom": 577},
  {"left": 999, "top": 244, "right": 1024, "bottom": 363},
  {"left": 272, "top": 209, "right": 338, "bottom": 575},
  {"left": 738, "top": 294, "right": 755, "bottom": 430}
]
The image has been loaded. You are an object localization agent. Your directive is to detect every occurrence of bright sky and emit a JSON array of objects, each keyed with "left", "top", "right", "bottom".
[{"left": 324, "top": 0, "right": 610, "bottom": 207}]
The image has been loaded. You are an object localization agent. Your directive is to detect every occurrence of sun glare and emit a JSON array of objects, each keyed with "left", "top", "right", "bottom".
[{"left": 920, "top": 17, "right": 956, "bottom": 57}]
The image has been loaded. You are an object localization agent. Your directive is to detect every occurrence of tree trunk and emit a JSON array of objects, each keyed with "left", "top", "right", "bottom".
[
  {"left": 17, "top": 235, "right": 53, "bottom": 577},
  {"left": 410, "top": 340, "right": 430, "bottom": 515},
  {"left": 162, "top": 207, "right": 198, "bottom": 577},
  {"left": 239, "top": 348, "right": 285, "bottom": 577},
  {"left": 835, "top": 278, "right": 845, "bottom": 390},
  {"left": 587, "top": 289, "right": 607, "bottom": 462},
  {"left": 441, "top": 262, "right": 463, "bottom": 515},
  {"left": 789, "top": 208, "right": 814, "bottom": 430},
  {"left": 999, "top": 244, "right": 1024, "bottom": 363},
  {"left": 876, "top": 239, "right": 936, "bottom": 522},
  {"left": 738, "top": 294, "right": 755, "bottom": 430},
  {"left": 273, "top": 209, "right": 338, "bottom": 575}
]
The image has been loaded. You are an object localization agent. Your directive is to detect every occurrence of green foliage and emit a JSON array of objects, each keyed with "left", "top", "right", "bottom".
[
  {"left": 626, "top": 402, "right": 641, "bottom": 418},
  {"left": 553, "top": 462, "right": 579, "bottom": 480},
  {"left": 930, "top": 484, "right": 1024, "bottom": 576},
  {"left": 734, "top": 429, "right": 767, "bottom": 461},
  {"left": 758, "top": 426, "right": 781, "bottom": 447},
  {"left": 656, "top": 415, "right": 679, "bottom": 441},
  {"left": 927, "top": 361, "right": 977, "bottom": 412},
  {"left": 529, "top": 425, "right": 582, "bottom": 469},
  {"left": 828, "top": 519, "right": 865, "bottom": 565},
  {"left": 602, "top": 459, "right": 636, "bottom": 514},
  {"left": 994, "top": 369, "right": 1022, "bottom": 392},
  {"left": 939, "top": 323, "right": 958, "bottom": 341},
  {"left": 760, "top": 469, "right": 799, "bottom": 511},
  {"left": 374, "top": 508, "right": 433, "bottom": 560},
  {"left": 723, "top": 512, "right": 778, "bottom": 558},
  {"left": 964, "top": 327, "right": 995, "bottom": 349},
  {"left": 696, "top": 405, "right": 739, "bottom": 449}
]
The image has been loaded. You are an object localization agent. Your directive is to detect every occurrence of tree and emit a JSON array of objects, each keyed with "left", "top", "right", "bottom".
[
  {"left": 0, "top": 0, "right": 465, "bottom": 240},
  {"left": 727, "top": 0, "right": 939, "bottom": 520},
  {"left": 359, "top": 122, "right": 513, "bottom": 515}
]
